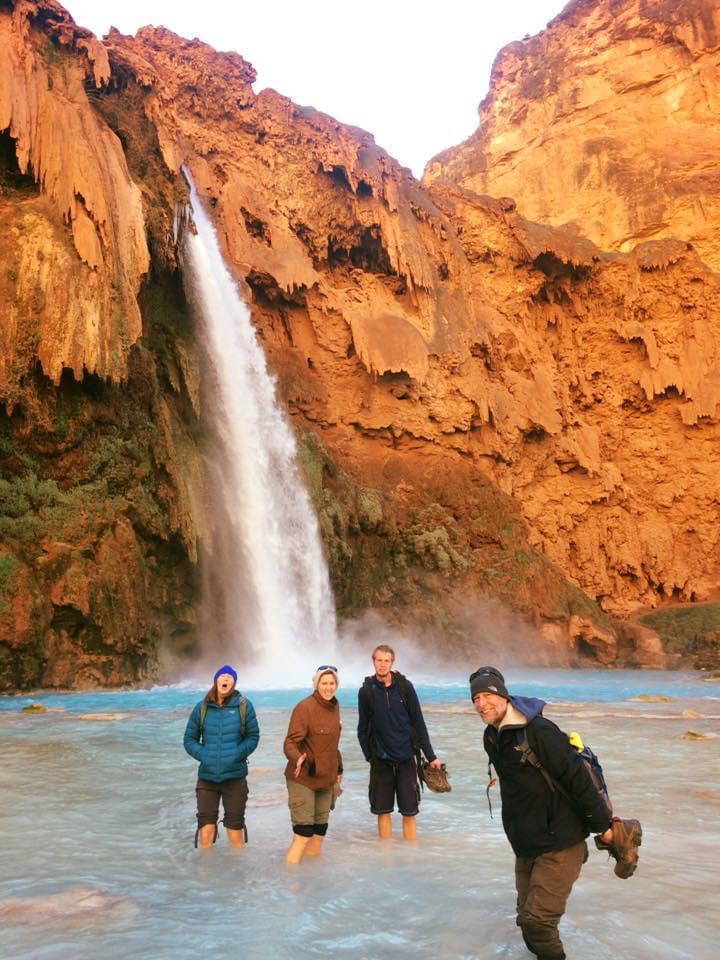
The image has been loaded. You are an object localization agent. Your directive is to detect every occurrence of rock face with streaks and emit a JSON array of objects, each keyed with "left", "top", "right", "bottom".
[
  {"left": 2, "top": 0, "right": 719, "bottom": 690},
  {"left": 0, "top": 0, "right": 149, "bottom": 405},
  {"left": 425, "top": 0, "right": 720, "bottom": 269}
]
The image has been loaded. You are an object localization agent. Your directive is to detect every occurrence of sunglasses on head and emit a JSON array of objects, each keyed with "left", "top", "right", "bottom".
[
  {"left": 317, "top": 664, "right": 338, "bottom": 672},
  {"left": 469, "top": 668, "right": 490, "bottom": 682}
]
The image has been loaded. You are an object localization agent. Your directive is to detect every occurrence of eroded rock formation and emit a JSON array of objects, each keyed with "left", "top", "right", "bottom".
[
  {"left": 426, "top": 0, "right": 720, "bottom": 269},
  {"left": 2, "top": 0, "right": 719, "bottom": 689},
  {"left": 0, "top": 0, "right": 149, "bottom": 404}
]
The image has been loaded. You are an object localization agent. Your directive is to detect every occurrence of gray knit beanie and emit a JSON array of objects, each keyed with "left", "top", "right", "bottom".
[{"left": 469, "top": 666, "right": 510, "bottom": 702}]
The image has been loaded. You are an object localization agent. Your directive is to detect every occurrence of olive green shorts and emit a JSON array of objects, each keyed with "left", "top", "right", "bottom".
[{"left": 286, "top": 779, "right": 332, "bottom": 826}]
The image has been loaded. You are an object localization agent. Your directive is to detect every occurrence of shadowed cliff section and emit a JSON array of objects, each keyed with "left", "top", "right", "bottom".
[{"left": 2, "top": 0, "right": 719, "bottom": 689}]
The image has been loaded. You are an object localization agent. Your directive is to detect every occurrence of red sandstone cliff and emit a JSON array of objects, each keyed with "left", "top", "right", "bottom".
[
  {"left": 2, "top": 0, "right": 719, "bottom": 689},
  {"left": 425, "top": 0, "right": 720, "bottom": 269}
]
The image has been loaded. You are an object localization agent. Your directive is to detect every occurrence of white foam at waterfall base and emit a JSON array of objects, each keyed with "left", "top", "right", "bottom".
[{"left": 183, "top": 178, "right": 337, "bottom": 684}]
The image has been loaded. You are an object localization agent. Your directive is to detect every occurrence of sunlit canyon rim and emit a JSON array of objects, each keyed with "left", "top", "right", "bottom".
[{"left": 1, "top": 0, "right": 720, "bottom": 690}]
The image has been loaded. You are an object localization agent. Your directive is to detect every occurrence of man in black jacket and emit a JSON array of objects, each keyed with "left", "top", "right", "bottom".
[
  {"left": 357, "top": 644, "right": 442, "bottom": 840},
  {"left": 471, "top": 666, "right": 617, "bottom": 960}
]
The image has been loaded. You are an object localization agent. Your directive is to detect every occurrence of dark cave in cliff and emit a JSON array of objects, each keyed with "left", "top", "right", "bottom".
[
  {"left": 327, "top": 226, "right": 395, "bottom": 276},
  {"left": 0, "top": 130, "right": 39, "bottom": 197}
]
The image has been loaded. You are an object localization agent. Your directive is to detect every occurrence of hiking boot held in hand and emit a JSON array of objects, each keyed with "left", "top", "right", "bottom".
[{"left": 595, "top": 817, "right": 642, "bottom": 878}]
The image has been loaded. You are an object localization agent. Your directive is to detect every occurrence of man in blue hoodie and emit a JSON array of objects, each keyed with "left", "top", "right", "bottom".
[
  {"left": 470, "top": 666, "right": 618, "bottom": 960},
  {"left": 357, "top": 644, "right": 442, "bottom": 840}
]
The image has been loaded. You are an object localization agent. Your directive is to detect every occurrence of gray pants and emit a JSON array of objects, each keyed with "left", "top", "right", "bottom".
[{"left": 515, "top": 840, "right": 587, "bottom": 959}]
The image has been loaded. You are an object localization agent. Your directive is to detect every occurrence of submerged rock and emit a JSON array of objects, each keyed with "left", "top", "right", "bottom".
[
  {"left": 629, "top": 695, "right": 672, "bottom": 702},
  {"left": 0, "top": 886, "right": 135, "bottom": 921},
  {"left": 74, "top": 713, "right": 129, "bottom": 722}
]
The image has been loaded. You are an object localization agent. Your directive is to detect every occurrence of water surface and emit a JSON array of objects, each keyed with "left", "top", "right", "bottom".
[{"left": 1, "top": 669, "right": 717, "bottom": 960}]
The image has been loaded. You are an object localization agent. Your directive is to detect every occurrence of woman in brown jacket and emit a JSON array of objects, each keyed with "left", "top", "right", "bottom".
[{"left": 283, "top": 665, "right": 343, "bottom": 864}]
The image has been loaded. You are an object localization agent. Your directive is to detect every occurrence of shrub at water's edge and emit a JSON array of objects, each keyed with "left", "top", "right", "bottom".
[{"left": 639, "top": 606, "right": 720, "bottom": 670}]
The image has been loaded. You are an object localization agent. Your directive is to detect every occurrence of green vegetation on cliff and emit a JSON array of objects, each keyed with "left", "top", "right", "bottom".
[
  {"left": 295, "top": 430, "right": 610, "bottom": 649},
  {"left": 0, "top": 551, "right": 19, "bottom": 614},
  {"left": 0, "top": 270, "right": 202, "bottom": 692},
  {"left": 640, "top": 604, "right": 720, "bottom": 669}
]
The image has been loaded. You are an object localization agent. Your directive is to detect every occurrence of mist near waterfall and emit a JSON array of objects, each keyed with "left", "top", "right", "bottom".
[{"left": 182, "top": 178, "right": 336, "bottom": 684}]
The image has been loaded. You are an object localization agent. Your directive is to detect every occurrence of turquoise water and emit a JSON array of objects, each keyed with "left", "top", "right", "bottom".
[
  {"left": 1, "top": 669, "right": 718, "bottom": 960},
  {"left": 1, "top": 667, "right": 715, "bottom": 713}
]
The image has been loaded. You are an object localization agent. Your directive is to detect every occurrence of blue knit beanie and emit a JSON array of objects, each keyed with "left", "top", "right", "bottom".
[{"left": 213, "top": 665, "right": 237, "bottom": 684}]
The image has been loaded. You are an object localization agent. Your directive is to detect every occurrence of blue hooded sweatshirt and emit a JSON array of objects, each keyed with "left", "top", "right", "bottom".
[
  {"left": 184, "top": 690, "right": 260, "bottom": 782},
  {"left": 357, "top": 673, "right": 436, "bottom": 763}
]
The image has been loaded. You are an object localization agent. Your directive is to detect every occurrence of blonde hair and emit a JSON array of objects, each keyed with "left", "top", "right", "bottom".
[{"left": 371, "top": 644, "right": 395, "bottom": 661}]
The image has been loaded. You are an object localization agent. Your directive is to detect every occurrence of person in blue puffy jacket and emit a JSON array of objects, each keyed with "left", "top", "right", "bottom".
[{"left": 184, "top": 665, "right": 260, "bottom": 849}]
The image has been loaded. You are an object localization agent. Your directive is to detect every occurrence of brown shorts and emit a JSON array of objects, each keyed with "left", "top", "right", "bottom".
[{"left": 196, "top": 777, "right": 248, "bottom": 830}]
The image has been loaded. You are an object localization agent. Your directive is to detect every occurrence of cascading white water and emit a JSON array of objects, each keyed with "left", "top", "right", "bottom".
[{"left": 183, "top": 178, "right": 337, "bottom": 681}]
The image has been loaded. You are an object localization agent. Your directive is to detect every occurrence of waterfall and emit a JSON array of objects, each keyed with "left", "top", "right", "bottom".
[{"left": 183, "top": 178, "right": 337, "bottom": 683}]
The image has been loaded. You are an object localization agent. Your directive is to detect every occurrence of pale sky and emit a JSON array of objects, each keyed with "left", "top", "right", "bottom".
[{"left": 63, "top": 0, "right": 566, "bottom": 177}]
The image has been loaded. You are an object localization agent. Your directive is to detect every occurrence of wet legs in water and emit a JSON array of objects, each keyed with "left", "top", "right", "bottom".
[
  {"left": 377, "top": 814, "right": 417, "bottom": 840},
  {"left": 377, "top": 814, "right": 392, "bottom": 839},
  {"left": 196, "top": 824, "right": 217, "bottom": 849}
]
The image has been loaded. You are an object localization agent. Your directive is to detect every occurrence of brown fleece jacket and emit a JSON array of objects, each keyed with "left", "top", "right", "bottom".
[{"left": 283, "top": 691, "right": 342, "bottom": 790}]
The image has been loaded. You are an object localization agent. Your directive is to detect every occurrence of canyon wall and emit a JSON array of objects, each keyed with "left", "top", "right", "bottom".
[
  {"left": 2, "top": 0, "right": 719, "bottom": 689},
  {"left": 426, "top": 0, "right": 720, "bottom": 269}
]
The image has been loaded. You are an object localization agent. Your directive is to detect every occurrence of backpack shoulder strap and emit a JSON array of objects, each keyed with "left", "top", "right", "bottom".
[
  {"left": 360, "top": 676, "right": 373, "bottom": 709},
  {"left": 518, "top": 722, "right": 571, "bottom": 800},
  {"left": 237, "top": 696, "right": 247, "bottom": 740},
  {"left": 392, "top": 672, "right": 415, "bottom": 723},
  {"left": 394, "top": 671, "right": 408, "bottom": 704},
  {"left": 199, "top": 702, "right": 208, "bottom": 744}
]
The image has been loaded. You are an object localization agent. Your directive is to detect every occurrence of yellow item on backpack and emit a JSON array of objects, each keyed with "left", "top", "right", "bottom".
[{"left": 568, "top": 731, "right": 584, "bottom": 751}]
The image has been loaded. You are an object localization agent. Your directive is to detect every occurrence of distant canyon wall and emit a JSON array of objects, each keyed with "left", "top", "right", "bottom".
[
  {"left": 426, "top": 0, "right": 720, "bottom": 269},
  {"left": 2, "top": 0, "right": 719, "bottom": 688}
]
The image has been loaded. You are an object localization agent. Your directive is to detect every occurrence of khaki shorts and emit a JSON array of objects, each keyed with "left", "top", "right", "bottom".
[{"left": 286, "top": 779, "right": 333, "bottom": 826}]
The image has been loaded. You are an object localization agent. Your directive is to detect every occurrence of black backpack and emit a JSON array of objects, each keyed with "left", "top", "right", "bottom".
[{"left": 517, "top": 721, "right": 613, "bottom": 820}]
